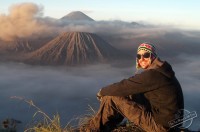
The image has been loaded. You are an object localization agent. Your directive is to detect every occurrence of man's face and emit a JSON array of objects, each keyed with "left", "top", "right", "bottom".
[{"left": 137, "top": 50, "right": 151, "bottom": 69}]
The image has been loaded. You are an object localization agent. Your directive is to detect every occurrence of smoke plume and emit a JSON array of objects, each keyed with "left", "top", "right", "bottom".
[{"left": 0, "top": 3, "right": 54, "bottom": 41}]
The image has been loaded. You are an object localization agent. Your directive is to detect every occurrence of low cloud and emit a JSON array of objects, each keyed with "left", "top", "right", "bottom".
[
  {"left": 0, "top": 57, "right": 200, "bottom": 130},
  {"left": 0, "top": 62, "right": 132, "bottom": 130}
]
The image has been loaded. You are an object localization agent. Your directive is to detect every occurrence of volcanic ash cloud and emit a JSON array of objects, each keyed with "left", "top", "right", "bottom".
[{"left": 0, "top": 3, "right": 52, "bottom": 41}]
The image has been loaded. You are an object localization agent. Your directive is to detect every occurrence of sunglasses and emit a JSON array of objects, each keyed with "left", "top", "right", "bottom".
[{"left": 137, "top": 52, "right": 151, "bottom": 59}]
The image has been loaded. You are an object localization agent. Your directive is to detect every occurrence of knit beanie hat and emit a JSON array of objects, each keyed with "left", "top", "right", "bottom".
[{"left": 136, "top": 42, "right": 157, "bottom": 70}]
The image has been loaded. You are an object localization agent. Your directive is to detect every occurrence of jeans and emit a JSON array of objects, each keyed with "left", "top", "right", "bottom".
[{"left": 88, "top": 96, "right": 167, "bottom": 132}]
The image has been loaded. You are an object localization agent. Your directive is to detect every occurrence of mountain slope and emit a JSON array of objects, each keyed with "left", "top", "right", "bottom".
[
  {"left": 0, "top": 37, "right": 53, "bottom": 54},
  {"left": 27, "top": 32, "right": 128, "bottom": 65}
]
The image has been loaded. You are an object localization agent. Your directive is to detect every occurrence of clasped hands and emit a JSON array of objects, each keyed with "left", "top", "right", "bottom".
[{"left": 96, "top": 89, "right": 103, "bottom": 101}]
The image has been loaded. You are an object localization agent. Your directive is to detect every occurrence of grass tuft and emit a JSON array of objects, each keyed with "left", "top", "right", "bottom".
[
  {"left": 10, "top": 96, "right": 145, "bottom": 132},
  {"left": 11, "top": 96, "right": 96, "bottom": 132},
  {"left": 11, "top": 96, "right": 75, "bottom": 132}
]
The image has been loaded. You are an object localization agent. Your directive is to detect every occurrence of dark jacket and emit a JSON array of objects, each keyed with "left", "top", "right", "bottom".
[{"left": 100, "top": 58, "right": 184, "bottom": 128}]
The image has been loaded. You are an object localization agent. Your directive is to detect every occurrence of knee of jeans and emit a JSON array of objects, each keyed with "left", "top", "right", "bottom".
[
  {"left": 101, "top": 96, "right": 121, "bottom": 103},
  {"left": 101, "top": 96, "right": 136, "bottom": 107},
  {"left": 103, "top": 96, "right": 130, "bottom": 101}
]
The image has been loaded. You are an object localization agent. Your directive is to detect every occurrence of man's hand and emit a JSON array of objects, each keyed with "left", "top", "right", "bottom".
[{"left": 96, "top": 89, "right": 103, "bottom": 101}]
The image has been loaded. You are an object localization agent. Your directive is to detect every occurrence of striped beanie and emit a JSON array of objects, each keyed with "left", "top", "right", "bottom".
[{"left": 136, "top": 42, "right": 157, "bottom": 70}]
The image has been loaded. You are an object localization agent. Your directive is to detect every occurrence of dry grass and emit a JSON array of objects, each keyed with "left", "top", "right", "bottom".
[
  {"left": 10, "top": 96, "right": 99, "bottom": 132},
  {"left": 78, "top": 104, "right": 97, "bottom": 127},
  {"left": 10, "top": 96, "right": 145, "bottom": 132},
  {"left": 11, "top": 96, "right": 76, "bottom": 132}
]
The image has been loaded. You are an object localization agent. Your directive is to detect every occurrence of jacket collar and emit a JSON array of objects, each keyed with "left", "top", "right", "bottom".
[
  {"left": 147, "top": 57, "right": 164, "bottom": 70},
  {"left": 148, "top": 58, "right": 175, "bottom": 78}
]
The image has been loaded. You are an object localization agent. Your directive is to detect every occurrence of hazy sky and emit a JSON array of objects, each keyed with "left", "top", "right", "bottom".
[{"left": 1, "top": 0, "right": 200, "bottom": 30}]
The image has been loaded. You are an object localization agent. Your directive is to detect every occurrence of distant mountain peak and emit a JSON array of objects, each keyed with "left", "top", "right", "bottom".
[{"left": 61, "top": 11, "right": 94, "bottom": 21}]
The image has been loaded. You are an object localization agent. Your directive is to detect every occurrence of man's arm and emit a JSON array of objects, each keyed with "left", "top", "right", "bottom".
[{"left": 99, "top": 70, "right": 161, "bottom": 97}]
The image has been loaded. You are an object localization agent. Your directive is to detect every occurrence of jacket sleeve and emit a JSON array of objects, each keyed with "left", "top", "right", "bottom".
[{"left": 100, "top": 70, "right": 160, "bottom": 96}]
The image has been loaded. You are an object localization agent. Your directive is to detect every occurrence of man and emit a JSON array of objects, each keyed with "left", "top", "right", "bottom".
[{"left": 81, "top": 42, "right": 184, "bottom": 132}]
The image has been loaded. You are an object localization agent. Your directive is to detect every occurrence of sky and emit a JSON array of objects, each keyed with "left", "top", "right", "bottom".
[{"left": 0, "top": 0, "right": 200, "bottom": 30}]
